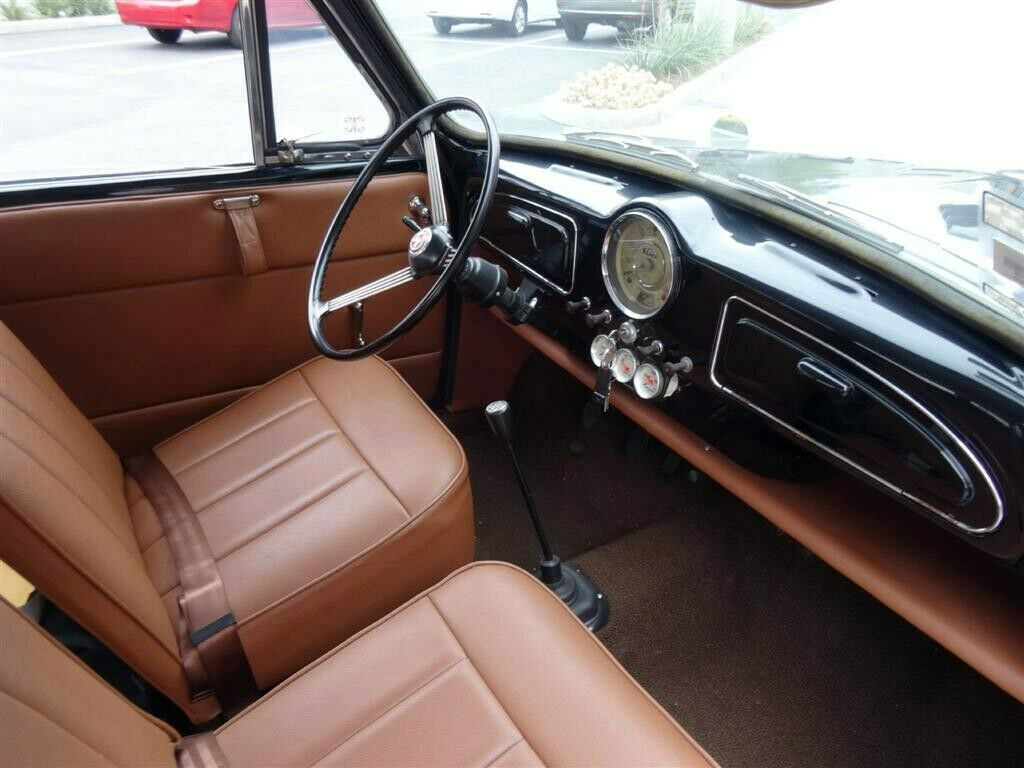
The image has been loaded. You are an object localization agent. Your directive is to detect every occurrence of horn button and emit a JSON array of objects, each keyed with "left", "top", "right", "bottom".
[{"left": 408, "top": 225, "right": 453, "bottom": 278}]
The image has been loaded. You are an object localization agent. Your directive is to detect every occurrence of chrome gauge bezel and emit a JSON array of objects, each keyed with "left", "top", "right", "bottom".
[
  {"left": 590, "top": 333, "right": 616, "bottom": 367},
  {"left": 601, "top": 209, "right": 682, "bottom": 320},
  {"left": 611, "top": 348, "right": 638, "bottom": 383},
  {"left": 633, "top": 362, "right": 665, "bottom": 400}
]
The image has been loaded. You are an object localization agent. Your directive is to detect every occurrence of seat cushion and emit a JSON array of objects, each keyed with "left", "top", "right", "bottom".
[
  {"left": 214, "top": 562, "right": 718, "bottom": 768},
  {"left": 127, "top": 355, "right": 474, "bottom": 690}
]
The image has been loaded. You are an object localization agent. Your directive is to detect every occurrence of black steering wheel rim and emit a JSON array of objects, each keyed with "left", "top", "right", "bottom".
[{"left": 308, "top": 97, "right": 501, "bottom": 361}]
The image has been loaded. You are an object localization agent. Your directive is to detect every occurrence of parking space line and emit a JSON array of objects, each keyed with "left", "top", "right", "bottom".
[
  {"left": 401, "top": 32, "right": 627, "bottom": 58},
  {"left": 419, "top": 31, "right": 566, "bottom": 68},
  {"left": 0, "top": 38, "right": 143, "bottom": 59},
  {"left": 519, "top": 43, "right": 627, "bottom": 55},
  {"left": 117, "top": 39, "right": 332, "bottom": 76}
]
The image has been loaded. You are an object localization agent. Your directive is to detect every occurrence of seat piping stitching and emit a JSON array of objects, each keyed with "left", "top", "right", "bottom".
[
  {"left": 0, "top": 488, "right": 184, "bottom": 665},
  {"left": 190, "top": 428, "right": 342, "bottom": 515},
  {"left": 307, "top": 654, "right": 468, "bottom": 767},
  {"left": 169, "top": 395, "right": 317, "bottom": 475},
  {"left": 212, "top": 466, "right": 370, "bottom": 564},
  {"left": 1, "top": 433, "right": 146, "bottom": 565},
  {"left": 153, "top": 467, "right": 371, "bottom": 597},
  {"left": 296, "top": 366, "right": 409, "bottom": 519},
  {"left": 425, "top": 594, "right": 544, "bottom": 766},
  {"left": 0, "top": 690, "right": 122, "bottom": 767},
  {"left": 0, "top": 391, "right": 128, "bottom": 528},
  {"left": 484, "top": 737, "right": 530, "bottom": 768}
]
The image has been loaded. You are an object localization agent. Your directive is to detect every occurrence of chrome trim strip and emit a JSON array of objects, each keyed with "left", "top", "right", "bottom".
[
  {"left": 478, "top": 193, "right": 579, "bottom": 296},
  {"left": 709, "top": 295, "right": 1005, "bottom": 535},
  {"left": 238, "top": 0, "right": 268, "bottom": 168},
  {"left": 600, "top": 209, "right": 682, "bottom": 320}
]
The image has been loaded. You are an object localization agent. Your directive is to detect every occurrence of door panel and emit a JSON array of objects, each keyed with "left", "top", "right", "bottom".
[{"left": 0, "top": 172, "right": 446, "bottom": 455}]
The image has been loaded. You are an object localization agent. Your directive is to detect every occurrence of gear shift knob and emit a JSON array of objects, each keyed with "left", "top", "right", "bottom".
[{"left": 485, "top": 400, "right": 515, "bottom": 443}]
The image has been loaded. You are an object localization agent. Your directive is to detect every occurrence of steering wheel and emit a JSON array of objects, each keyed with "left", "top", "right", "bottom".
[{"left": 308, "top": 98, "right": 500, "bottom": 360}]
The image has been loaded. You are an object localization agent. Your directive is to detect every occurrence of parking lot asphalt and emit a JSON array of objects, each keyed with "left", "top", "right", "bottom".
[{"left": 0, "top": 1, "right": 628, "bottom": 182}]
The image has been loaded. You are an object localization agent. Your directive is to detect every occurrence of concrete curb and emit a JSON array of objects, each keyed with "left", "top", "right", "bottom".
[
  {"left": 539, "top": 8, "right": 825, "bottom": 132},
  {"left": 0, "top": 13, "right": 121, "bottom": 35}
]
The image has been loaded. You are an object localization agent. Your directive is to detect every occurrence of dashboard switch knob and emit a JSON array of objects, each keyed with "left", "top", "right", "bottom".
[
  {"left": 585, "top": 309, "right": 613, "bottom": 328},
  {"left": 636, "top": 339, "right": 664, "bottom": 356},
  {"left": 565, "top": 296, "right": 591, "bottom": 314},
  {"left": 664, "top": 356, "right": 694, "bottom": 375}
]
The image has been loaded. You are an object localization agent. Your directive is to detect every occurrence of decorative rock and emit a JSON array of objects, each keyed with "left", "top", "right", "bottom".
[{"left": 559, "top": 64, "right": 674, "bottom": 111}]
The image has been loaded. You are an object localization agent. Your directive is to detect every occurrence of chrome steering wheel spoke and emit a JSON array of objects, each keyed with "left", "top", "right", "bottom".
[
  {"left": 315, "top": 266, "right": 415, "bottom": 320},
  {"left": 307, "top": 97, "right": 500, "bottom": 361},
  {"left": 419, "top": 126, "right": 449, "bottom": 229}
]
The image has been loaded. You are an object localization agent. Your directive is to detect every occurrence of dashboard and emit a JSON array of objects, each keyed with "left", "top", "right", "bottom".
[{"left": 466, "top": 152, "right": 1024, "bottom": 567}]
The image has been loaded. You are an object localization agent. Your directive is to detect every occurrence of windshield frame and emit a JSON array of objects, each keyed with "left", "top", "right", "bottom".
[{"left": 351, "top": 0, "right": 1024, "bottom": 358}]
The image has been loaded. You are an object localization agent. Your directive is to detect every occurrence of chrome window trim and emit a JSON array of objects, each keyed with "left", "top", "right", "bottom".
[
  {"left": 478, "top": 192, "right": 579, "bottom": 296},
  {"left": 239, "top": 0, "right": 268, "bottom": 167},
  {"left": 709, "top": 295, "right": 1005, "bottom": 536},
  {"left": 601, "top": 208, "right": 682, "bottom": 320}
]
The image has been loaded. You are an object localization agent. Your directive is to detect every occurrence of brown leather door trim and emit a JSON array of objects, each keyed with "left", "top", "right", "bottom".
[{"left": 0, "top": 173, "right": 446, "bottom": 451}]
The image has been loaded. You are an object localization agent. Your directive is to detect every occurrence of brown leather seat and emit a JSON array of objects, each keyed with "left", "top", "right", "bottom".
[
  {"left": 1, "top": 563, "right": 718, "bottom": 767},
  {"left": 0, "top": 320, "right": 474, "bottom": 722}
]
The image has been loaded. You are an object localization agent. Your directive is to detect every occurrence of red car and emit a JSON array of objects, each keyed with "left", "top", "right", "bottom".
[{"left": 115, "top": 0, "right": 321, "bottom": 47}]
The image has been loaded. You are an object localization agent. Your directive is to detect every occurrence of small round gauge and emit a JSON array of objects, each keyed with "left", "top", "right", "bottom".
[
  {"left": 590, "top": 334, "right": 616, "bottom": 367},
  {"left": 611, "top": 348, "right": 637, "bottom": 383},
  {"left": 601, "top": 211, "right": 681, "bottom": 320},
  {"left": 633, "top": 362, "right": 665, "bottom": 400}
]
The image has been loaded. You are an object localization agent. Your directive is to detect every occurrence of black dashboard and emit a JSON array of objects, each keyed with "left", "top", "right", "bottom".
[{"left": 465, "top": 151, "right": 1024, "bottom": 566}]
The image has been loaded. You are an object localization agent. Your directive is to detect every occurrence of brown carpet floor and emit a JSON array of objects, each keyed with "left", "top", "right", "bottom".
[{"left": 455, "top": 354, "right": 1024, "bottom": 768}]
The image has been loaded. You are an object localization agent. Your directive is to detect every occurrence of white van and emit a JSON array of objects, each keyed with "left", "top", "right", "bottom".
[{"left": 428, "top": 0, "right": 561, "bottom": 36}]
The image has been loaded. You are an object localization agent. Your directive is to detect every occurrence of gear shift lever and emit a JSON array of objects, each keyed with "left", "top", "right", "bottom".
[
  {"left": 485, "top": 401, "right": 563, "bottom": 584},
  {"left": 486, "top": 400, "right": 610, "bottom": 631}
]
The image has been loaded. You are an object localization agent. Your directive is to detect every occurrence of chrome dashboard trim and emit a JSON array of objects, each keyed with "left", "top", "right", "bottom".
[
  {"left": 709, "top": 295, "right": 1005, "bottom": 536},
  {"left": 601, "top": 209, "right": 682, "bottom": 320},
  {"left": 478, "top": 193, "right": 579, "bottom": 296}
]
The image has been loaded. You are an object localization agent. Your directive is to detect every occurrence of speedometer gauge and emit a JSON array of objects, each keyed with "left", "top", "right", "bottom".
[{"left": 601, "top": 210, "right": 681, "bottom": 320}]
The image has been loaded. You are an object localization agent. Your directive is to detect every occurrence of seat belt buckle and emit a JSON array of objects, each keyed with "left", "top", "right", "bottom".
[{"left": 189, "top": 612, "right": 237, "bottom": 647}]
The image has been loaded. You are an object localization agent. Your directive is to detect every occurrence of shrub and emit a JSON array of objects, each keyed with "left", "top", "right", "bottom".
[
  {"left": 735, "top": 9, "right": 775, "bottom": 48},
  {"left": 33, "top": 0, "right": 112, "bottom": 17},
  {"left": 1, "top": 0, "right": 31, "bottom": 19},
  {"left": 624, "top": 16, "right": 729, "bottom": 83}
]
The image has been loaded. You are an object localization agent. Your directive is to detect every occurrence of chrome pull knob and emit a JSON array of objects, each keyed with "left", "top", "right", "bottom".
[
  {"left": 664, "top": 356, "right": 694, "bottom": 375},
  {"left": 636, "top": 339, "right": 664, "bottom": 356}
]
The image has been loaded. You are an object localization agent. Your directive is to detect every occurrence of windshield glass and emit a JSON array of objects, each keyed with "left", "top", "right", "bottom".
[{"left": 373, "top": 0, "right": 1024, "bottom": 327}]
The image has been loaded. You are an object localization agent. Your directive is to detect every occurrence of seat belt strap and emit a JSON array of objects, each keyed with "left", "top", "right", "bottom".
[
  {"left": 176, "top": 733, "right": 230, "bottom": 768},
  {"left": 125, "top": 452, "right": 258, "bottom": 714}
]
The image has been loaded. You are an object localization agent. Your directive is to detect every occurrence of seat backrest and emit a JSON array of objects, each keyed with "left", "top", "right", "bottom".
[
  {"left": 0, "top": 320, "right": 202, "bottom": 720},
  {"left": 0, "top": 596, "right": 177, "bottom": 767}
]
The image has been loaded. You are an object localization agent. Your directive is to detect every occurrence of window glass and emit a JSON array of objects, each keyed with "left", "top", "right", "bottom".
[
  {"left": 374, "top": 0, "right": 1024, "bottom": 328},
  {"left": 266, "top": 0, "right": 390, "bottom": 145},
  {"left": 0, "top": 0, "right": 390, "bottom": 186},
  {"left": 0, "top": 4, "right": 253, "bottom": 184}
]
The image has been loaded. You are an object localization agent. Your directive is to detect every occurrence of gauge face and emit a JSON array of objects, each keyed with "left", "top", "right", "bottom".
[
  {"left": 590, "top": 334, "right": 616, "bottom": 367},
  {"left": 611, "top": 348, "right": 637, "bottom": 383},
  {"left": 633, "top": 362, "right": 664, "bottom": 400},
  {"left": 601, "top": 211, "right": 681, "bottom": 320}
]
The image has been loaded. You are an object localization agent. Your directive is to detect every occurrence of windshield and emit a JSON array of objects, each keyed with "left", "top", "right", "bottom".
[{"left": 373, "top": 0, "right": 1024, "bottom": 327}]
